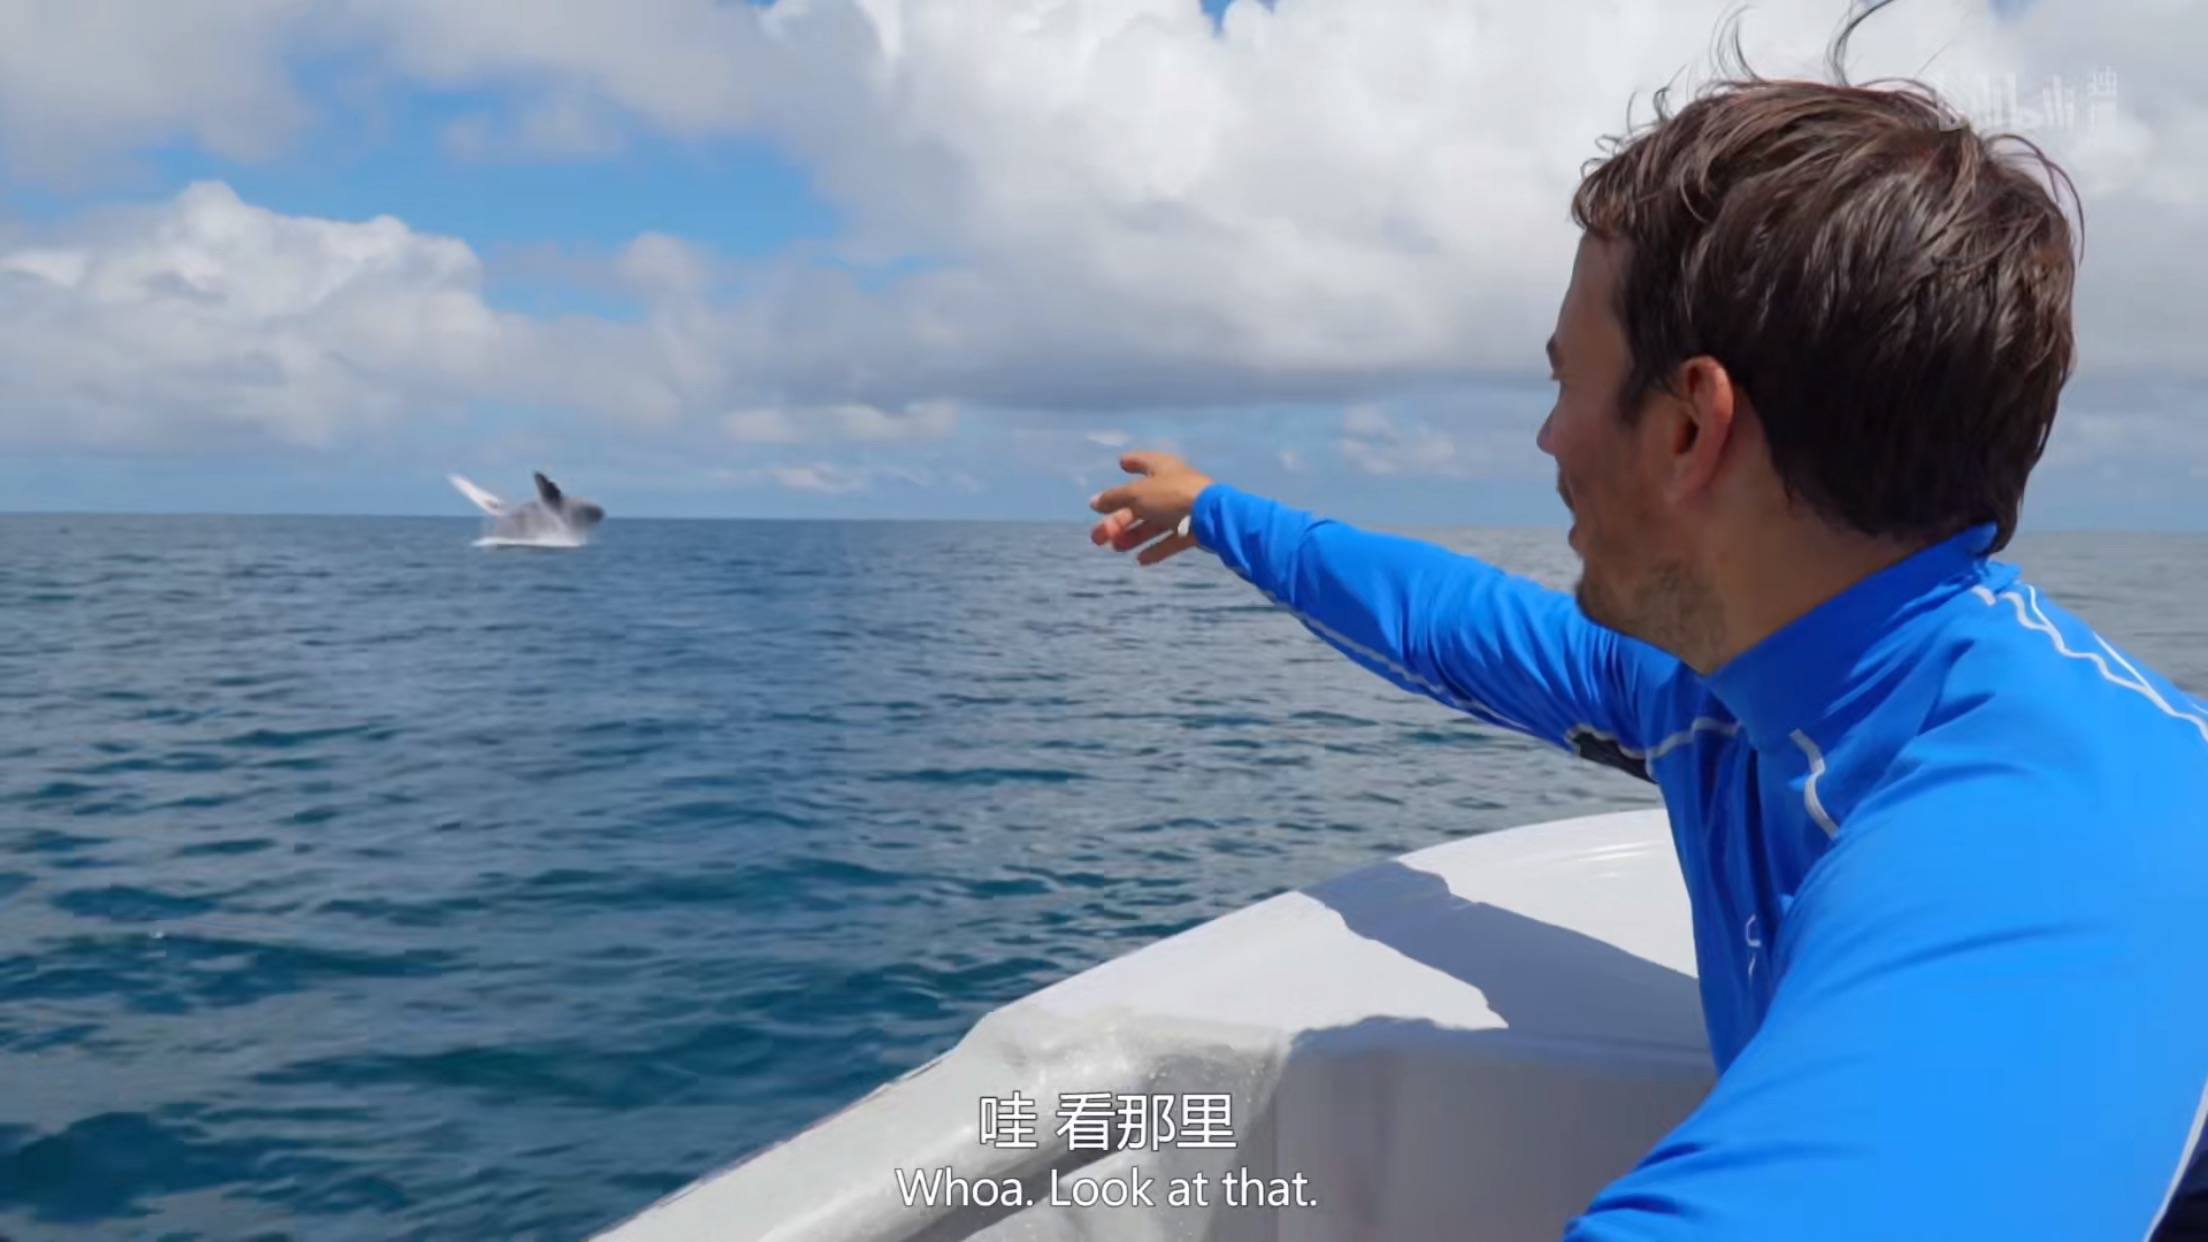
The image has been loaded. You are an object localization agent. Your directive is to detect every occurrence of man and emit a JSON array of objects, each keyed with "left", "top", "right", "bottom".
[{"left": 1087, "top": 47, "right": 2207, "bottom": 1242}]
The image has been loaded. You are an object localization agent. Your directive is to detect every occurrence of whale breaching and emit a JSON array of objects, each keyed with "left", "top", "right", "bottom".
[{"left": 448, "top": 472, "right": 606, "bottom": 548}]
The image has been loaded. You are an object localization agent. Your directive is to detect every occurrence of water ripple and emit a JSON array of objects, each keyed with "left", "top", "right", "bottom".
[{"left": 0, "top": 515, "right": 2174, "bottom": 1238}]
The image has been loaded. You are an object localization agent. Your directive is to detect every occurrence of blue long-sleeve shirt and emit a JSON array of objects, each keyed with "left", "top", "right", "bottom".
[{"left": 1187, "top": 482, "right": 2208, "bottom": 1240}]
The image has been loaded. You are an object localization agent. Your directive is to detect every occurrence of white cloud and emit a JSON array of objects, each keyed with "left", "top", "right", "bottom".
[
  {"left": 712, "top": 461, "right": 945, "bottom": 495},
  {"left": 0, "top": 181, "right": 511, "bottom": 447},
  {"left": 0, "top": 0, "right": 312, "bottom": 183},
  {"left": 1338, "top": 403, "right": 1489, "bottom": 479},
  {"left": 0, "top": 183, "right": 970, "bottom": 453},
  {"left": 334, "top": 0, "right": 777, "bottom": 137},
  {"left": 1, "top": 0, "right": 2204, "bottom": 473},
  {"left": 722, "top": 400, "right": 959, "bottom": 443},
  {"left": 0, "top": 184, "right": 700, "bottom": 448},
  {"left": 768, "top": 463, "right": 870, "bottom": 494},
  {"left": 615, "top": 232, "right": 721, "bottom": 301},
  {"left": 2042, "top": 379, "right": 2208, "bottom": 473},
  {"left": 347, "top": 0, "right": 2205, "bottom": 407}
]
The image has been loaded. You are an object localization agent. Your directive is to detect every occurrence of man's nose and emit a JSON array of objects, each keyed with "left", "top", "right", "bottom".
[{"left": 1535, "top": 409, "right": 1557, "bottom": 457}]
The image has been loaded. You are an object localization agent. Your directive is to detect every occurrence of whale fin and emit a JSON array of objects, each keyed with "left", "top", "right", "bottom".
[
  {"left": 448, "top": 474, "right": 507, "bottom": 516},
  {"left": 534, "top": 472, "right": 565, "bottom": 507}
]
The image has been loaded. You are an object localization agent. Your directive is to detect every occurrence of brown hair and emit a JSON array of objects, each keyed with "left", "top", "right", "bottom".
[{"left": 1569, "top": 5, "right": 2081, "bottom": 551}]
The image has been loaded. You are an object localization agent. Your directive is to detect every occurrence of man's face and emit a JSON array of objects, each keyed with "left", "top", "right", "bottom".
[{"left": 1535, "top": 235, "right": 1677, "bottom": 638}]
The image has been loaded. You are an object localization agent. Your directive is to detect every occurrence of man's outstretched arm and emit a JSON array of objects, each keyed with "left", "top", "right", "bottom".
[{"left": 1088, "top": 452, "right": 1682, "bottom": 763}]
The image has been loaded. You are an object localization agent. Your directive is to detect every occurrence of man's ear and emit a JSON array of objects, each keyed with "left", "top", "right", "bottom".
[{"left": 1663, "top": 355, "right": 1737, "bottom": 499}]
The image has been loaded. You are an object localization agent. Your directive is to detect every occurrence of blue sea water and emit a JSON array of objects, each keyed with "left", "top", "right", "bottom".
[{"left": 1, "top": 515, "right": 2201, "bottom": 1240}]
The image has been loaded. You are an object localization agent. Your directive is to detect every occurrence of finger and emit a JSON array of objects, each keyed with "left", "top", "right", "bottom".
[
  {"left": 1136, "top": 532, "right": 1197, "bottom": 566},
  {"left": 1119, "top": 450, "right": 1176, "bottom": 478},
  {"left": 1089, "top": 483, "right": 1137, "bottom": 514},
  {"left": 1089, "top": 507, "right": 1136, "bottom": 546},
  {"left": 1111, "top": 518, "right": 1164, "bottom": 553}
]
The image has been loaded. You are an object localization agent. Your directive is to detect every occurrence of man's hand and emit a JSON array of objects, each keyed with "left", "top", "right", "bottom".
[{"left": 1087, "top": 451, "right": 1214, "bottom": 566}]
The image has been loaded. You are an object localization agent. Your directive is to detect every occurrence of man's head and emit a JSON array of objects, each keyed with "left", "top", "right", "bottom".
[
  {"left": 1540, "top": 235, "right": 1732, "bottom": 657},
  {"left": 1538, "top": 24, "right": 2079, "bottom": 660}
]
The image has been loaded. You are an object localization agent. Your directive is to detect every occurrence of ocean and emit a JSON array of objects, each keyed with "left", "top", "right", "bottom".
[{"left": 2, "top": 515, "right": 2201, "bottom": 1240}]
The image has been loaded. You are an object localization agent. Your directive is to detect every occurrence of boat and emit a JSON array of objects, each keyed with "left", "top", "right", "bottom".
[{"left": 595, "top": 807, "right": 1713, "bottom": 1240}]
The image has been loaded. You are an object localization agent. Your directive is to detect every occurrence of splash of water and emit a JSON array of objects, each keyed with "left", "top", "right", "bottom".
[{"left": 449, "top": 473, "right": 602, "bottom": 550}]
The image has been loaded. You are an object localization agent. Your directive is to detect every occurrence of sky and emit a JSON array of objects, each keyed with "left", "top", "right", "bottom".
[{"left": 0, "top": 0, "right": 2202, "bottom": 528}]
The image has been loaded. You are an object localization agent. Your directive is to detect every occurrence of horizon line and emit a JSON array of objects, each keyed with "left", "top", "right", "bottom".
[{"left": 2, "top": 508, "right": 2203, "bottom": 537}]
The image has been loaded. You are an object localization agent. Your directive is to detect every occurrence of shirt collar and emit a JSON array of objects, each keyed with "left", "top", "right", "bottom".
[{"left": 1702, "top": 523, "right": 1998, "bottom": 751}]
